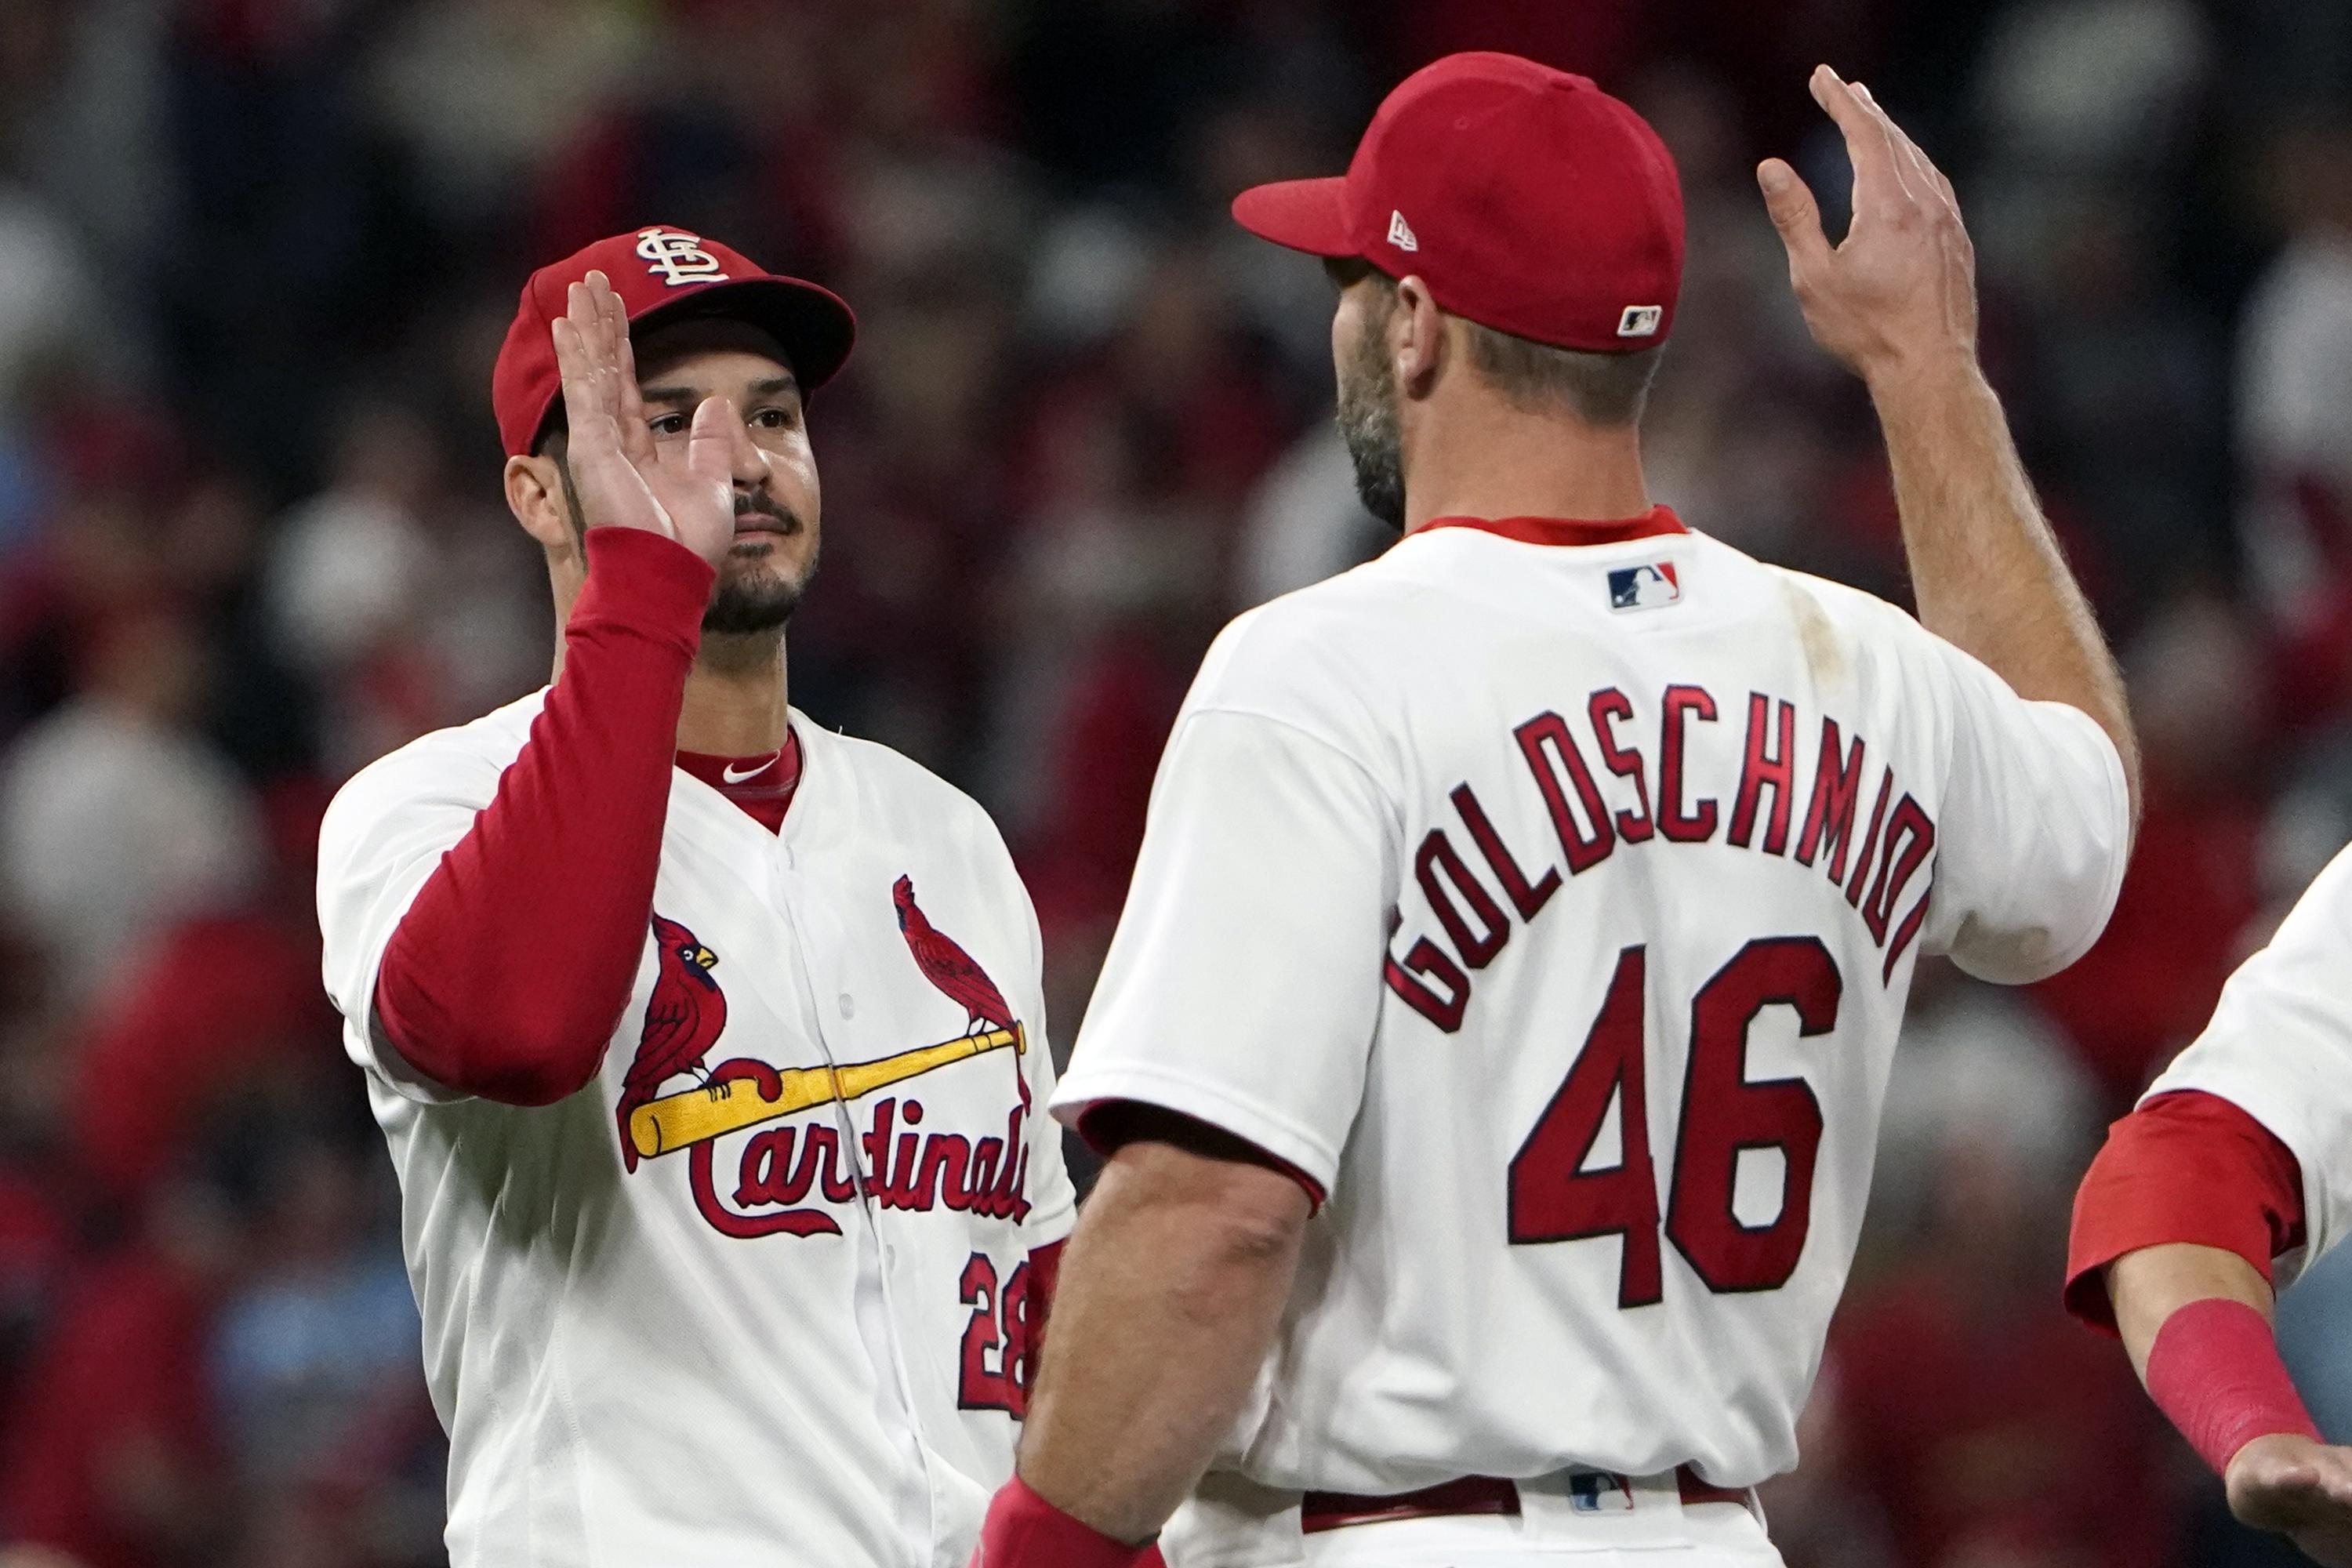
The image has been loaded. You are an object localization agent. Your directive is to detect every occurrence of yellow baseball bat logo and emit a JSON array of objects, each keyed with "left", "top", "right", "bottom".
[{"left": 630, "top": 1025, "right": 1024, "bottom": 1160}]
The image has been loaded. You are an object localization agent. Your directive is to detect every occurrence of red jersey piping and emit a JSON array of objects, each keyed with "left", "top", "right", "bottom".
[{"left": 1415, "top": 506, "right": 1688, "bottom": 548}]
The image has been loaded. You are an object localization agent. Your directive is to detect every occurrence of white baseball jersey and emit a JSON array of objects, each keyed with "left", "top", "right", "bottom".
[
  {"left": 1051, "top": 513, "right": 2129, "bottom": 1556},
  {"left": 318, "top": 695, "right": 1076, "bottom": 1567},
  {"left": 2140, "top": 841, "right": 2352, "bottom": 1290}
]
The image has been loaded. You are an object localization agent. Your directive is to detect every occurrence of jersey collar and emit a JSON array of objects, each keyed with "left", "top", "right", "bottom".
[{"left": 1413, "top": 506, "right": 1688, "bottom": 548}]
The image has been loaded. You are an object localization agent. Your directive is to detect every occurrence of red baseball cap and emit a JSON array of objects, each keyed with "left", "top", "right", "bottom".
[
  {"left": 492, "top": 225, "right": 857, "bottom": 457},
  {"left": 1232, "top": 53, "right": 1683, "bottom": 353}
]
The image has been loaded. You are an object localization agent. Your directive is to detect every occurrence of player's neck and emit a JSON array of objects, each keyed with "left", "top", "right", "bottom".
[
  {"left": 677, "top": 628, "right": 791, "bottom": 755},
  {"left": 1399, "top": 401, "right": 1650, "bottom": 535}
]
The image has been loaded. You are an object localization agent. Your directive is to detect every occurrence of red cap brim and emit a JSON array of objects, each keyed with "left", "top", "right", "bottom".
[
  {"left": 631, "top": 276, "right": 857, "bottom": 394},
  {"left": 1230, "top": 177, "right": 1355, "bottom": 256}
]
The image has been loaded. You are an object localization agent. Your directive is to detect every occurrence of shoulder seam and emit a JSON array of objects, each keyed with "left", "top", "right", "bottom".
[{"left": 1180, "top": 705, "right": 1390, "bottom": 798}]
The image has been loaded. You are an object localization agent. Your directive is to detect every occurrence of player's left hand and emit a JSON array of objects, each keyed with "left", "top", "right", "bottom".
[
  {"left": 1757, "top": 65, "right": 1976, "bottom": 391},
  {"left": 2227, "top": 1432, "right": 2352, "bottom": 1566},
  {"left": 549, "top": 268, "right": 739, "bottom": 567}
]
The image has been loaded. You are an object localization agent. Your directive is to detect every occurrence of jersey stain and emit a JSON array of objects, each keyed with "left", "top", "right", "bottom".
[{"left": 1779, "top": 575, "right": 1846, "bottom": 687}]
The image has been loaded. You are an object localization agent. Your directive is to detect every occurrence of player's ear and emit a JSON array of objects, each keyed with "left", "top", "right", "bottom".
[
  {"left": 505, "top": 452, "right": 578, "bottom": 554},
  {"left": 1391, "top": 274, "right": 1446, "bottom": 400}
]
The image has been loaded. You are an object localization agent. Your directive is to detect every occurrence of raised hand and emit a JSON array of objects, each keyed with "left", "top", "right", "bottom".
[
  {"left": 547, "top": 270, "right": 738, "bottom": 567},
  {"left": 2229, "top": 1433, "right": 2352, "bottom": 1567},
  {"left": 1757, "top": 66, "right": 1976, "bottom": 389}
]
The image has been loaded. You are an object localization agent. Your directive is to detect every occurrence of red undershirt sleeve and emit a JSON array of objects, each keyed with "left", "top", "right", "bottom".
[
  {"left": 372, "top": 528, "right": 713, "bottom": 1105},
  {"left": 2064, "top": 1089, "right": 2309, "bottom": 1334},
  {"left": 1027, "top": 1237, "right": 1065, "bottom": 1369}
]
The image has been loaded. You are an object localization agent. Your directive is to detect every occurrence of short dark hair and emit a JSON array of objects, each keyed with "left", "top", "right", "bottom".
[
  {"left": 1324, "top": 258, "right": 1662, "bottom": 427},
  {"left": 1462, "top": 321, "right": 1662, "bottom": 427},
  {"left": 532, "top": 404, "right": 567, "bottom": 458}
]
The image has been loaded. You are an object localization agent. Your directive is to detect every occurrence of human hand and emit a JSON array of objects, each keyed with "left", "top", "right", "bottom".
[
  {"left": 547, "top": 269, "right": 736, "bottom": 566},
  {"left": 2227, "top": 1432, "right": 2352, "bottom": 1567},
  {"left": 1756, "top": 66, "right": 1976, "bottom": 390}
]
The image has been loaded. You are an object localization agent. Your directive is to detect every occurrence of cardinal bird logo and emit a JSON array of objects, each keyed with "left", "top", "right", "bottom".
[
  {"left": 618, "top": 914, "right": 729, "bottom": 1171},
  {"left": 894, "top": 875, "right": 1015, "bottom": 1037}
]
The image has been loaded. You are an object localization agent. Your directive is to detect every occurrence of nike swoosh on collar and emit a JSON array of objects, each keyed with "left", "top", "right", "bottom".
[{"left": 720, "top": 757, "right": 777, "bottom": 784}]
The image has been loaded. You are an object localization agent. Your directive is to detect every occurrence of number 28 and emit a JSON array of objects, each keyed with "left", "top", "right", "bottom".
[{"left": 1508, "top": 938, "right": 1838, "bottom": 1306}]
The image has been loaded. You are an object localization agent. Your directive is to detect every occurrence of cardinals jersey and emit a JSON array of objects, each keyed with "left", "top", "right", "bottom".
[
  {"left": 1051, "top": 511, "right": 2129, "bottom": 1558},
  {"left": 2136, "top": 842, "right": 2352, "bottom": 1290},
  {"left": 318, "top": 696, "right": 1075, "bottom": 1566}
]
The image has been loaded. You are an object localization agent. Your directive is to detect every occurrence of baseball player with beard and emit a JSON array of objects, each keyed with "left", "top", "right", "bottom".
[
  {"left": 317, "top": 230, "right": 1074, "bottom": 1565},
  {"left": 971, "top": 56, "right": 2138, "bottom": 1568}
]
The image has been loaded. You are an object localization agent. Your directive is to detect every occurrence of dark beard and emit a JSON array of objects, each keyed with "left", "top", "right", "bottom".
[
  {"left": 702, "top": 553, "right": 807, "bottom": 635},
  {"left": 1335, "top": 314, "right": 1406, "bottom": 532},
  {"left": 703, "top": 506, "right": 815, "bottom": 635}
]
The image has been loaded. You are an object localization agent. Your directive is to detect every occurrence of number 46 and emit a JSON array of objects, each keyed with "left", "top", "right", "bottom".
[{"left": 1508, "top": 938, "right": 1839, "bottom": 1307}]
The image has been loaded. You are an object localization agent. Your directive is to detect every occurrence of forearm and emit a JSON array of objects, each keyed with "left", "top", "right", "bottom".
[
  {"left": 1871, "top": 361, "right": 2140, "bottom": 818},
  {"left": 2110, "top": 1242, "right": 2275, "bottom": 1381},
  {"left": 2107, "top": 1242, "right": 2323, "bottom": 1480},
  {"left": 1018, "top": 1138, "right": 1310, "bottom": 1543},
  {"left": 376, "top": 528, "right": 711, "bottom": 1102}
]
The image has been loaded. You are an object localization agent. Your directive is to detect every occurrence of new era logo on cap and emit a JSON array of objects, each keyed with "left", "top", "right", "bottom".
[
  {"left": 1608, "top": 561, "right": 1681, "bottom": 611},
  {"left": 1387, "top": 209, "right": 1419, "bottom": 252},
  {"left": 1617, "top": 304, "right": 1663, "bottom": 337}
]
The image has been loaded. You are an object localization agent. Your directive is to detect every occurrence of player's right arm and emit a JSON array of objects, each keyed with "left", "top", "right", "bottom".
[
  {"left": 1759, "top": 66, "right": 2140, "bottom": 829},
  {"left": 2065, "top": 847, "right": 2352, "bottom": 1566},
  {"left": 326, "top": 273, "right": 737, "bottom": 1104}
]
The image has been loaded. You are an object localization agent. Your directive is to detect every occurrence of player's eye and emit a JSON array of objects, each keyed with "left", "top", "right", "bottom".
[
  {"left": 750, "top": 405, "right": 799, "bottom": 431},
  {"left": 648, "top": 412, "right": 690, "bottom": 437}
]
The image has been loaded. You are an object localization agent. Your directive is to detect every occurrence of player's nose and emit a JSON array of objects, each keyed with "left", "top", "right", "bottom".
[{"left": 723, "top": 406, "right": 771, "bottom": 484}]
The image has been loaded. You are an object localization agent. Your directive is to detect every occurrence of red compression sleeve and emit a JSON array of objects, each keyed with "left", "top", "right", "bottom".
[
  {"left": 1029, "top": 1238, "right": 1066, "bottom": 1360},
  {"left": 2144, "top": 1298, "right": 2322, "bottom": 1474},
  {"left": 2064, "top": 1091, "right": 2307, "bottom": 1334},
  {"left": 374, "top": 529, "right": 713, "bottom": 1103},
  {"left": 973, "top": 1477, "right": 1152, "bottom": 1568}
]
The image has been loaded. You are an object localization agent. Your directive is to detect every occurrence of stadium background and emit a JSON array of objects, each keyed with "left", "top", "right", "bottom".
[{"left": 0, "top": 0, "right": 2345, "bottom": 1563}]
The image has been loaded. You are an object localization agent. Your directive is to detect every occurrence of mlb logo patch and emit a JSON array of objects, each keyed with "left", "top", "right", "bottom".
[
  {"left": 1617, "top": 304, "right": 1664, "bottom": 337},
  {"left": 1569, "top": 1472, "right": 1636, "bottom": 1513},
  {"left": 1608, "top": 561, "right": 1682, "bottom": 612}
]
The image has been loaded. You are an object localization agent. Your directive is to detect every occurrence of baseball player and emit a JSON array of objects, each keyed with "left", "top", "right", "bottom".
[
  {"left": 2068, "top": 844, "right": 2352, "bottom": 1566},
  {"left": 316, "top": 229, "right": 1075, "bottom": 1565},
  {"left": 973, "top": 56, "right": 2139, "bottom": 1568}
]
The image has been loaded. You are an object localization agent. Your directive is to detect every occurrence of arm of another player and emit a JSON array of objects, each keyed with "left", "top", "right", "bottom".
[
  {"left": 2071, "top": 1098, "right": 2352, "bottom": 1566},
  {"left": 1758, "top": 66, "right": 2140, "bottom": 829},
  {"left": 975, "top": 695, "right": 1396, "bottom": 1562},
  {"left": 2114, "top": 1247, "right": 2352, "bottom": 1568},
  {"left": 2067, "top": 848, "right": 2352, "bottom": 1566},
  {"left": 983, "top": 1112, "right": 1309, "bottom": 1563}
]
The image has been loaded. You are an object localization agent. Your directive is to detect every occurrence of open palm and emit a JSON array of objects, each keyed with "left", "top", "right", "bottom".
[{"left": 549, "top": 270, "right": 736, "bottom": 567}]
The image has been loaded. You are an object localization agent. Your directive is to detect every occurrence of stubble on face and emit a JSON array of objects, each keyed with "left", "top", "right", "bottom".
[
  {"left": 1334, "top": 296, "right": 1406, "bottom": 532},
  {"left": 702, "top": 488, "right": 817, "bottom": 636},
  {"left": 551, "top": 444, "right": 818, "bottom": 636}
]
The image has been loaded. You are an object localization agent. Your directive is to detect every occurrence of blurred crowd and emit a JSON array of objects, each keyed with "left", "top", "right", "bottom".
[{"left": 0, "top": 1, "right": 2344, "bottom": 1565}]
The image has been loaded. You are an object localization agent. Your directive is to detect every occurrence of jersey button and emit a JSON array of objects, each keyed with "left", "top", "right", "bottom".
[{"left": 839, "top": 993, "right": 855, "bottom": 1019}]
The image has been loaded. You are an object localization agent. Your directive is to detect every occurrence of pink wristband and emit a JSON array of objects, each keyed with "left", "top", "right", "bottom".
[
  {"left": 2143, "top": 1298, "right": 2322, "bottom": 1475},
  {"left": 974, "top": 1475, "right": 1152, "bottom": 1568}
]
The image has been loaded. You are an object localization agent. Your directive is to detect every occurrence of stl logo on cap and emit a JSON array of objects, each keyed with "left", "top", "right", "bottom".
[{"left": 635, "top": 227, "right": 730, "bottom": 288}]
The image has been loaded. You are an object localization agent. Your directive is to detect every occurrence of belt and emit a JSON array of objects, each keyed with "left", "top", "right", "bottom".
[{"left": 1299, "top": 1467, "right": 1749, "bottom": 1534}]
